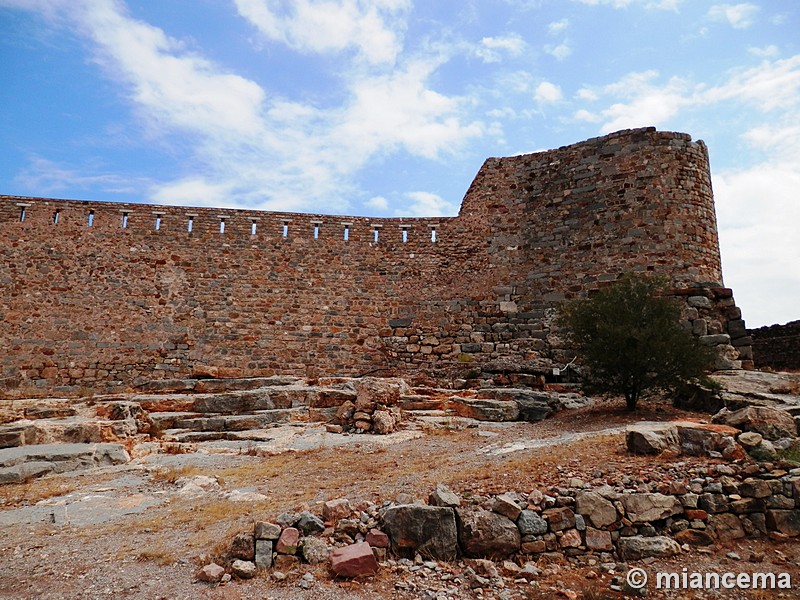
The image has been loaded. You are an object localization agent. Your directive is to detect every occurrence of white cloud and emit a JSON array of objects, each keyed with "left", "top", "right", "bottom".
[
  {"left": 366, "top": 195, "right": 389, "bottom": 211},
  {"left": 714, "top": 165, "right": 800, "bottom": 327},
  {"left": 544, "top": 42, "right": 572, "bottom": 60},
  {"left": 748, "top": 45, "right": 779, "bottom": 59},
  {"left": 400, "top": 191, "right": 459, "bottom": 217},
  {"left": 534, "top": 81, "right": 563, "bottom": 103},
  {"left": 576, "top": 87, "right": 599, "bottom": 101},
  {"left": 700, "top": 56, "right": 800, "bottom": 112},
  {"left": 548, "top": 19, "right": 569, "bottom": 34},
  {"left": 573, "top": 108, "right": 600, "bottom": 122},
  {"left": 708, "top": 3, "right": 759, "bottom": 29},
  {"left": 151, "top": 178, "right": 237, "bottom": 208},
  {"left": 576, "top": 56, "right": 800, "bottom": 326},
  {"left": 476, "top": 34, "right": 526, "bottom": 63},
  {"left": 573, "top": 0, "right": 684, "bottom": 9},
  {"left": 334, "top": 59, "right": 485, "bottom": 160},
  {"left": 12, "top": 0, "right": 483, "bottom": 212},
  {"left": 234, "top": 0, "right": 411, "bottom": 65},
  {"left": 583, "top": 71, "right": 690, "bottom": 132}
]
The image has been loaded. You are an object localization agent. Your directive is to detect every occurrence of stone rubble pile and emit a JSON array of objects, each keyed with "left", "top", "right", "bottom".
[
  {"left": 325, "top": 377, "right": 408, "bottom": 434},
  {"left": 198, "top": 459, "right": 800, "bottom": 590}
]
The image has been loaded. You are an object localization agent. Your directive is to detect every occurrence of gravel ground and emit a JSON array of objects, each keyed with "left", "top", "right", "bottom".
[{"left": 1, "top": 398, "right": 799, "bottom": 600}]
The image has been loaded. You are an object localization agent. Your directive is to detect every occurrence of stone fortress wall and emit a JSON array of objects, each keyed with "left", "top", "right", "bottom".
[{"left": 0, "top": 128, "right": 753, "bottom": 394}]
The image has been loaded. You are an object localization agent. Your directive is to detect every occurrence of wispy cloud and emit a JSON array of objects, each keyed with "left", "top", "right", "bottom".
[
  {"left": 13, "top": 0, "right": 484, "bottom": 212},
  {"left": 748, "top": 45, "right": 779, "bottom": 58},
  {"left": 544, "top": 42, "right": 572, "bottom": 60},
  {"left": 573, "top": 0, "right": 685, "bottom": 9},
  {"left": 567, "top": 53, "right": 800, "bottom": 325},
  {"left": 14, "top": 155, "right": 151, "bottom": 197},
  {"left": 476, "top": 34, "right": 526, "bottom": 63},
  {"left": 400, "top": 191, "right": 459, "bottom": 217},
  {"left": 708, "top": 3, "right": 759, "bottom": 29},
  {"left": 548, "top": 18, "right": 569, "bottom": 34},
  {"left": 234, "top": 0, "right": 411, "bottom": 65}
]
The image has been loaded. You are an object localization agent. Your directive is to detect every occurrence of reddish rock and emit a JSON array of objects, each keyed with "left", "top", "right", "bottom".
[
  {"left": 330, "top": 542, "right": 379, "bottom": 578},
  {"left": 584, "top": 527, "right": 613, "bottom": 551},
  {"left": 521, "top": 540, "right": 547, "bottom": 554},
  {"left": 674, "top": 529, "right": 714, "bottom": 546},
  {"left": 196, "top": 562, "right": 226, "bottom": 583},
  {"left": 684, "top": 509, "right": 709, "bottom": 521},
  {"left": 365, "top": 528, "right": 390, "bottom": 548},
  {"left": 323, "top": 498, "right": 351, "bottom": 523},
  {"left": 276, "top": 527, "right": 300, "bottom": 554},
  {"left": 709, "top": 513, "right": 746, "bottom": 541},
  {"left": 766, "top": 510, "right": 800, "bottom": 536},
  {"left": 542, "top": 507, "right": 576, "bottom": 532},
  {"left": 559, "top": 528, "right": 582, "bottom": 548}
]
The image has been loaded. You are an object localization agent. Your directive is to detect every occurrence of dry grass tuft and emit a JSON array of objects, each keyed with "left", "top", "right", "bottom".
[
  {"left": 150, "top": 464, "right": 207, "bottom": 484},
  {"left": 1, "top": 473, "right": 116, "bottom": 507},
  {"left": 135, "top": 549, "right": 177, "bottom": 566}
]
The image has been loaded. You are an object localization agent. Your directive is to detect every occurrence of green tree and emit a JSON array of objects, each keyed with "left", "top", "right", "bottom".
[{"left": 558, "top": 274, "right": 713, "bottom": 411}]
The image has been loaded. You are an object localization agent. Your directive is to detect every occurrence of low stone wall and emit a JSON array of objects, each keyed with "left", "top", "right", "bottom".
[
  {"left": 751, "top": 320, "right": 800, "bottom": 372},
  {"left": 204, "top": 459, "right": 800, "bottom": 583}
]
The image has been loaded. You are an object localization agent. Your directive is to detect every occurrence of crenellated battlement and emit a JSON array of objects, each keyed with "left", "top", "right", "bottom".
[
  {"left": 2, "top": 197, "right": 449, "bottom": 245},
  {"left": 0, "top": 128, "right": 751, "bottom": 393}
]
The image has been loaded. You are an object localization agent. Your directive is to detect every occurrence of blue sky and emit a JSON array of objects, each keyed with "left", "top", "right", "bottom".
[{"left": 1, "top": 0, "right": 798, "bottom": 328}]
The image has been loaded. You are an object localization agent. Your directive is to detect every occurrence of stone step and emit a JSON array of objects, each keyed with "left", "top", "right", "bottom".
[
  {"left": 162, "top": 427, "right": 290, "bottom": 443},
  {"left": 173, "top": 408, "right": 305, "bottom": 432},
  {"left": 0, "top": 417, "right": 139, "bottom": 449},
  {"left": 148, "top": 411, "right": 207, "bottom": 431},
  {"left": 0, "top": 442, "right": 130, "bottom": 484},
  {"left": 129, "top": 386, "right": 356, "bottom": 414},
  {"left": 399, "top": 395, "right": 447, "bottom": 411},
  {"left": 1, "top": 397, "right": 91, "bottom": 425},
  {"left": 135, "top": 375, "right": 303, "bottom": 394}
]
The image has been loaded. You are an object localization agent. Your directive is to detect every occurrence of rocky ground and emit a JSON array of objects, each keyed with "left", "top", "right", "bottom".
[{"left": 1, "top": 371, "right": 799, "bottom": 599}]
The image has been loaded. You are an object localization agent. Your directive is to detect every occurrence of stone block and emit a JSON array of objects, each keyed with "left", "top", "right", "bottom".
[
  {"left": 617, "top": 536, "right": 680, "bottom": 560},
  {"left": 575, "top": 491, "right": 618, "bottom": 528},
  {"left": 381, "top": 505, "right": 458, "bottom": 561},
  {"left": 330, "top": 542, "right": 379, "bottom": 578},
  {"left": 765, "top": 510, "right": 800, "bottom": 536},
  {"left": 584, "top": 527, "right": 613, "bottom": 551},
  {"left": 254, "top": 539, "right": 273, "bottom": 569},
  {"left": 457, "top": 508, "right": 521, "bottom": 559}
]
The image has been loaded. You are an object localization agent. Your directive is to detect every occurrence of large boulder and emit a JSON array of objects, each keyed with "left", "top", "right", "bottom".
[
  {"left": 626, "top": 423, "right": 680, "bottom": 455},
  {"left": 713, "top": 406, "right": 797, "bottom": 441},
  {"left": 617, "top": 535, "right": 681, "bottom": 560},
  {"left": 381, "top": 505, "right": 458, "bottom": 561},
  {"left": 456, "top": 508, "right": 521, "bottom": 559},
  {"left": 622, "top": 493, "right": 683, "bottom": 523}
]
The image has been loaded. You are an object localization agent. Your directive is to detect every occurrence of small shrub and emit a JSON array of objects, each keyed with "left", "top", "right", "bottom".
[{"left": 559, "top": 273, "right": 714, "bottom": 411}]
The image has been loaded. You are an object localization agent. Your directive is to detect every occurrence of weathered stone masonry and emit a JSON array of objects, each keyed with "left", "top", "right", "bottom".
[{"left": 0, "top": 128, "right": 752, "bottom": 392}]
